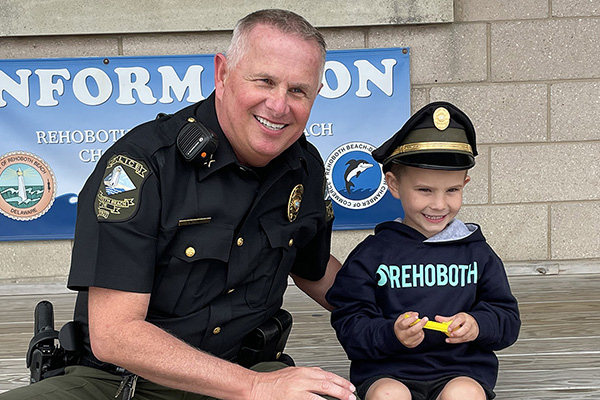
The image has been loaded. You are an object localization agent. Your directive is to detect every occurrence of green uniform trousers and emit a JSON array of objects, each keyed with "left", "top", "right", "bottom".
[{"left": 0, "top": 361, "right": 289, "bottom": 400}]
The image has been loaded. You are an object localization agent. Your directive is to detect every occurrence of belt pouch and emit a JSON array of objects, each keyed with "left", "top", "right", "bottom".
[{"left": 237, "top": 309, "right": 293, "bottom": 368}]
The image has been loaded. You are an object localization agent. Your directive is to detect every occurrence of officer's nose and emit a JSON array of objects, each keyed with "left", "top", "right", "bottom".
[{"left": 265, "top": 88, "right": 289, "bottom": 117}]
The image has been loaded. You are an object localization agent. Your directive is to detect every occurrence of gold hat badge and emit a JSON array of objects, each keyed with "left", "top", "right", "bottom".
[
  {"left": 288, "top": 184, "right": 304, "bottom": 222},
  {"left": 433, "top": 107, "right": 450, "bottom": 131}
]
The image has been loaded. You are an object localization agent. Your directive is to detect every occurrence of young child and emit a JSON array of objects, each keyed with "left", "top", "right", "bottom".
[{"left": 326, "top": 102, "right": 521, "bottom": 400}]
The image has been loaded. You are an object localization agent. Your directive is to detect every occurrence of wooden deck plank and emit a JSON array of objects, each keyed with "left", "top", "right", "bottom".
[
  {"left": 493, "top": 389, "right": 600, "bottom": 400},
  {"left": 0, "top": 359, "right": 30, "bottom": 393},
  {"left": 284, "top": 274, "right": 600, "bottom": 400},
  {"left": 1, "top": 274, "right": 600, "bottom": 399}
]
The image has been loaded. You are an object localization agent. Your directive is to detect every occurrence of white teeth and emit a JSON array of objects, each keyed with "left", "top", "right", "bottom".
[
  {"left": 256, "top": 116, "right": 285, "bottom": 130},
  {"left": 425, "top": 214, "right": 444, "bottom": 220}
]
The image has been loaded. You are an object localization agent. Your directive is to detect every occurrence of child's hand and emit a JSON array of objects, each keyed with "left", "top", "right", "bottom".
[
  {"left": 436, "top": 313, "right": 479, "bottom": 344},
  {"left": 394, "top": 312, "right": 427, "bottom": 348}
]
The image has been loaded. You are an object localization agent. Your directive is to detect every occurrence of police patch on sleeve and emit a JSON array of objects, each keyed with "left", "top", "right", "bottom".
[
  {"left": 94, "top": 154, "right": 150, "bottom": 221},
  {"left": 325, "top": 199, "right": 334, "bottom": 222},
  {"left": 322, "top": 176, "right": 334, "bottom": 222}
]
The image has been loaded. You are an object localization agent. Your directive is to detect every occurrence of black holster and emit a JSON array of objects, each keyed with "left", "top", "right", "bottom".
[
  {"left": 237, "top": 309, "right": 293, "bottom": 368},
  {"left": 26, "top": 301, "right": 82, "bottom": 383}
]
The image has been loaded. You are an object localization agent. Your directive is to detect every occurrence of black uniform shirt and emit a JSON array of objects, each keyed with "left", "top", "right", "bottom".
[{"left": 68, "top": 93, "right": 333, "bottom": 363}]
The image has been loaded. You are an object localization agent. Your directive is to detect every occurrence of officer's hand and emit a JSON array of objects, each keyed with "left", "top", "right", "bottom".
[
  {"left": 436, "top": 313, "right": 479, "bottom": 344},
  {"left": 394, "top": 312, "right": 426, "bottom": 348},
  {"left": 249, "top": 366, "right": 356, "bottom": 400}
]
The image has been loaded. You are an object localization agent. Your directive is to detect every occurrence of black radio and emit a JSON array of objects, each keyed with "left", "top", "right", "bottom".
[{"left": 177, "top": 117, "right": 219, "bottom": 164}]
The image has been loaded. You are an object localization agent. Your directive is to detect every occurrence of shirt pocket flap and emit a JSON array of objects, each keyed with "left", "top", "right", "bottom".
[
  {"left": 168, "top": 223, "right": 233, "bottom": 263},
  {"left": 260, "top": 217, "right": 317, "bottom": 249}
]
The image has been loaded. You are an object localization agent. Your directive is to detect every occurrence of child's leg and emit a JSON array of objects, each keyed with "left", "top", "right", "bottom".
[
  {"left": 365, "top": 377, "right": 412, "bottom": 400},
  {"left": 435, "top": 376, "right": 486, "bottom": 400}
]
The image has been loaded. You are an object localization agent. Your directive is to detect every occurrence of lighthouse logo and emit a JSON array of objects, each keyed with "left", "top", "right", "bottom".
[{"left": 0, "top": 151, "right": 57, "bottom": 221}]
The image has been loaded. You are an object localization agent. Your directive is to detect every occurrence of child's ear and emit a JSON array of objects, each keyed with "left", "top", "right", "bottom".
[
  {"left": 464, "top": 174, "right": 471, "bottom": 186},
  {"left": 385, "top": 171, "right": 401, "bottom": 200}
]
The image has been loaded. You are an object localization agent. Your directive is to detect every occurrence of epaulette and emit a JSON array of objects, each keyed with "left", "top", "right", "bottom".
[{"left": 300, "top": 135, "right": 325, "bottom": 168}]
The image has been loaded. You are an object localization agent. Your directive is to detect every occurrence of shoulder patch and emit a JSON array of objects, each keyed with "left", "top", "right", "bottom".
[
  {"left": 94, "top": 154, "right": 150, "bottom": 222},
  {"left": 325, "top": 199, "right": 335, "bottom": 222},
  {"left": 323, "top": 176, "right": 334, "bottom": 222}
]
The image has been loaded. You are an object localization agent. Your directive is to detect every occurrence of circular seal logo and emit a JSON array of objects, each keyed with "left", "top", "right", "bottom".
[
  {"left": 324, "top": 142, "right": 387, "bottom": 210},
  {"left": 0, "top": 151, "right": 57, "bottom": 221}
]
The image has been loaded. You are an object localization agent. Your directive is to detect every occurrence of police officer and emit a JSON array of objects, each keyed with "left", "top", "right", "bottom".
[{"left": 0, "top": 9, "right": 356, "bottom": 400}]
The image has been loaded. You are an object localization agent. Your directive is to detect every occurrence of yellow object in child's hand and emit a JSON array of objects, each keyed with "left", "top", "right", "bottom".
[{"left": 405, "top": 314, "right": 453, "bottom": 336}]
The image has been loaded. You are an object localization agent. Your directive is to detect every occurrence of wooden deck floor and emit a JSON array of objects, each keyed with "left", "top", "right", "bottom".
[{"left": 1, "top": 274, "right": 600, "bottom": 399}]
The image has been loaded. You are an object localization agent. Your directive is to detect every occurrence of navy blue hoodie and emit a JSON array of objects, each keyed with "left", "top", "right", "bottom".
[{"left": 326, "top": 219, "right": 520, "bottom": 390}]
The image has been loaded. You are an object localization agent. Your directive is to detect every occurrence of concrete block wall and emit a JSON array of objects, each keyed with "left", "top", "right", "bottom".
[
  {"left": 1, "top": 0, "right": 599, "bottom": 280},
  {"left": 334, "top": 0, "right": 600, "bottom": 276}
]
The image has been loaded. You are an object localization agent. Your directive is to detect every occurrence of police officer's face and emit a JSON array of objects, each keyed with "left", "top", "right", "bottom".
[
  {"left": 385, "top": 167, "right": 470, "bottom": 238},
  {"left": 214, "top": 24, "right": 323, "bottom": 167}
]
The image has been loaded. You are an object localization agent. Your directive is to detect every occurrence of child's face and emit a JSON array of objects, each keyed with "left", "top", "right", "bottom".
[{"left": 385, "top": 166, "right": 470, "bottom": 238}]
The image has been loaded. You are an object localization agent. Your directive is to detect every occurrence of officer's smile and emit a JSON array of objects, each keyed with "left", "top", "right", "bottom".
[{"left": 255, "top": 115, "right": 288, "bottom": 131}]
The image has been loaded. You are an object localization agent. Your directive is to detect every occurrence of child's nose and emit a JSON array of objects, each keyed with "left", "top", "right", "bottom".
[{"left": 430, "top": 194, "right": 447, "bottom": 210}]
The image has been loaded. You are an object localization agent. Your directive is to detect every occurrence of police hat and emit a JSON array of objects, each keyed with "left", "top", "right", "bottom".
[{"left": 372, "top": 101, "right": 477, "bottom": 172}]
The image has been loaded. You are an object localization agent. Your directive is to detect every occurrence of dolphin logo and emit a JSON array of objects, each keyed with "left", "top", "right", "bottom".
[{"left": 344, "top": 159, "right": 373, "bottom": 193}]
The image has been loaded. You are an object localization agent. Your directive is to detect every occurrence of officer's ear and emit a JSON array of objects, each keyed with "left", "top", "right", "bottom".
[{"left": 214, "top": 53, "right": 229, "bottom": 96}]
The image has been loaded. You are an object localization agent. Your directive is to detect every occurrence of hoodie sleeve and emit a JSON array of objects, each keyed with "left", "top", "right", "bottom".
[
  {"left": 469, "top": 245, "right": 521, "bottom": 350},
  {"left": 326, "top": 242, "right": 408, "bottom": 360}
]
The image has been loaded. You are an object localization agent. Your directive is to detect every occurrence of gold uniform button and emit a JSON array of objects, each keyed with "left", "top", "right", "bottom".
[
  {"left": 185, "top": 247, "right": 195, "bottom": 257},
  {"left": 237, "top": 237, "right": 244, "bottom": 246},
  {"left": 213, "top": 327, "right": 221, "bottom": 335},
  {"left": 288, "top": 239, "right": 294, "bottom": 246}
]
